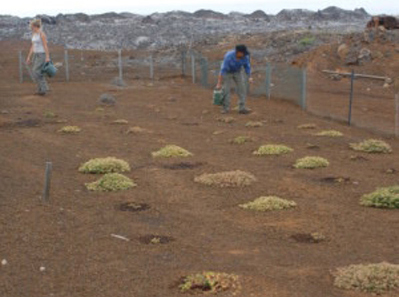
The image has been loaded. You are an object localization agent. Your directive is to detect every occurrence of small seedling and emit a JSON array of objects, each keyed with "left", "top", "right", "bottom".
[
  {"left": 79, "top": 157, "right": 130, "bottom": 174},
  {"left": 150, "top": 237, "right": 161, "bottom": 244},
  {"left": 294, "top": 156, "right": 329, "bottom": 169},
  {"left": 239, "top": 196, "right": 296, "bottom": 212},
  {"left": 44, "top": 111, "right": 57, "bottom": 119},
  {"left": 350, "top": 139, "right": 392, "bottom": 154},
  {"left": 86, "top": 173, "right": 136, "bottom": 192},
  {"left": 152, "top": 145, "right": 193, "bottom": 158},
  {"left": 194, "top": 170, "right": 257, "bottom": 188},
  {"left": 217, "top": 117, "right": 235, "bottom": 123},
  {"left": 333, "top": 262, "right": 399, "bottom": 294},
  {"left": 179, "top": 272, "right": 239, "bottom": 294},
  {"left": 253, "top": 145, "right": 293, "bottom": 156}
]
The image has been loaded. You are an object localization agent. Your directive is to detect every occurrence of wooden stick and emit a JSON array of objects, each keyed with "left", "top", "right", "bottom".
[
  {"left": 111, "top": 234, "right": 130, "bottom": 242},
  {"left": 42, "top": 162, "right": 52, "bottom": 203},
  {"left": 322, "top": 70, "right": 389, "bottom": 81}
]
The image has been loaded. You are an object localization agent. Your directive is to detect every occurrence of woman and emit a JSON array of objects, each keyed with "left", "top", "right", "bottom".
[{"left": 26, "top": 19, "right": 50, "bottom": 96}]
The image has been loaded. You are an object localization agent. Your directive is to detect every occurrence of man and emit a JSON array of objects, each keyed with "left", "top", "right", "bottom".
[{"left": 216, "top": 44, "right": 253, "bottom": 114}]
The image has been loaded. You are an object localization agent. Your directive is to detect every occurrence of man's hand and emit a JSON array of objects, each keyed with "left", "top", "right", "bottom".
[{"left": 216, "top": 82, "right": 222, "bottom": 90}]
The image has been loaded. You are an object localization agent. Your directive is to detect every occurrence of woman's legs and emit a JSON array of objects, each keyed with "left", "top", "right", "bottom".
[{"left": 32, "top": 53, "right": 48, "bottom": 95}]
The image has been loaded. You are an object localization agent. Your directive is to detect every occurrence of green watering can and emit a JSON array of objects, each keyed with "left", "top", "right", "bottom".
[
  {"left": 42, "top": 61, "right": 57, "bottom": 78},
  {"left": 213, "top": 89, "right": 224, "bottom": 106}
]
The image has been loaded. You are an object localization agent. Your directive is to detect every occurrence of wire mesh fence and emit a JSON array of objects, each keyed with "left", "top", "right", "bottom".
[{"left": 17, "top": 47, "right": 398, "bottom": 137}]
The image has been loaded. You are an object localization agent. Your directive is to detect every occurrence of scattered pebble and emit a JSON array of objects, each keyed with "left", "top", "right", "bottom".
[
  {"left": 1, "top": 259, "right": 7, "bottom": 266},
  {"left": 40, "top": 266, "right": 46, "bottom": 272}
]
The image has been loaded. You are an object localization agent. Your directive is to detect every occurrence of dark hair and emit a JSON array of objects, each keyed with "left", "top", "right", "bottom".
[{"left": 235, "top": 44, "right": 249, "bottom": 56}]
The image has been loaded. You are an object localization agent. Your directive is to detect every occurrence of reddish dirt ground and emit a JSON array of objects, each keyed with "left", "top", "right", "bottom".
[{"left": 1, "top": 40, "right": 399, "bottom": 297}]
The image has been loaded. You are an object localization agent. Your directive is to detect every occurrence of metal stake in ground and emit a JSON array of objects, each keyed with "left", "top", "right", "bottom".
[
  {"left": 42, "top": 162, "right": 52, "bottom": 203},
  {"left": 118, "top": 49, "right": 123, "bottom": 83},
  {"left": 348, "top": 69, "right": 355, "bottom": 126},
  {"left": 19, "top": 51, "right": 23, "bottom": 83},
  {"left": 64, "top": 49, "right": 70, "bottom": 82}
]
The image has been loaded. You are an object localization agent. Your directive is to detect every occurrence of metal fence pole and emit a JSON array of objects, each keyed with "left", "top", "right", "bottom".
[
  {"left": 348, "top": 69, "right": 355, "bottom": 126},
  {"left": 150, "top": 55, "right": 154, "bottom": 81},
  {"left": 201, "top": 58, "right": 208, "bottom": 87},
  {"left": 118, "top": 49, "right": 123, "bottom": 82},
  {"left": 18, "top": 51, "right": 24, "bottom": 83},
  {"left": 181, "top": 50, "right": 187, "bottom": 77},
  {"left": 191, "top": 53, "right": 196, "bottom": 84},
  {"left": 64, "top": 49, "right": 69, "bottom": 82},
  {"left": 265, "top": 62, "right": 272, "bottom": 99},
  {"left": 42, "top": 162, "right": 52, "bottom": 203},
  {"left": 300, "top": 67, "right": 307, "bottom": 110}
]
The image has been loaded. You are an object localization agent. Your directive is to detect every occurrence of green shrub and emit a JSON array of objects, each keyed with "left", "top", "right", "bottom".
[
  {"left": 179, "top": 272, "right": 239, "bottom": 294},
  {"left": 79, "top": 157, "right": 130, "bottom": 174},
  {"left": 333, "top": 262, "right": 399, "bottom": 294},
  {"left": 152, "top": 145, "right": 193, "bottom": 158},
  {"left": 245, "top": 121, "right": 263, "bottom": 128},
  {"left": 86, "top": 173, "right": 136, "bottom": 192},
  {"left": 58, "top": 126, "right": 81, "bottom": 134},
  {"left": 239, "top": 196, "right": 296, "bottom": 212},
  {"left": 44, "top": 111, "right": 57, "bottom": 118},
  {"left": 350, "top": 139, "right": 392, "bottom": 154},
  {"left": 315, "top": 130, "right": 343, "bottom": 137},
  {"left": 294, "top": 156, "right": 329, "bottom": 169},
  {"left": 360, "top": 186, "right": 399, "bottom": 209},
  {"left": 231, "top": 136, "right": 252, "bottom": 145},
  {"left": 194, "top": 170, "right": 256, "bottom": 188},
  {"left": 253, "top": 144, "right": 293, "bottom": 156},
  {"left": 299, "top": 36, "right": 316, "bottom": 47}
]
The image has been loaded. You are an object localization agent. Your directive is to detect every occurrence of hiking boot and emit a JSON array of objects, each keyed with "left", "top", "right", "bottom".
[{"left": 239, "top": 109, "right": 252, "bottom": 115}]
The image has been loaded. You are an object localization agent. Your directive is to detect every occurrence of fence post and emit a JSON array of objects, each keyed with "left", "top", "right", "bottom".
[
  {"left": 395, "top": 79, "right": 399, "bottom": 137},
  {"left": 64, "top": 49, "right": 69, "bottom": 82},
  {"left": 118, "top": 49, "right": 123, "bottom": 82},
  {"left": 181, "top": 50, "right": 187, "bottom": 77},
  {"left": 300, "top": 67, "right": 307, "bottom": 110},
  {"left": 200, "top": 58, "right": 208, "bottom": 87},
  {"left": 149, "top": 55, "right": 154, "bottom": 81},
  {"left": 19, "top": 51, "right": 23, "bottom": 83},
  {"left": 191, "top": 53, "right": 196, "bottom": 84},
  {"left": 42, "top": 162, "right": 52, "bottom": 203},
  {"left": 265, "top": 62, "right": 272, "bottom": 99},
  {"left": 348, "top": 69, "right": 355, "bottom": 126}
]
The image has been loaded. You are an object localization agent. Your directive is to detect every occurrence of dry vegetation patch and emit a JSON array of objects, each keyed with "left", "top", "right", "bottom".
[
  {"left": 179, "top": 272, "right": 239, "bottom": 294},
  {"left": 194, "top": 170, "right": 256, "bottom": 188},
  {"left": 79, "top": 157, "right": 130, "bottom": 174},
  {"left": 239, "top": 196, "right": 296, "bottom": 212},
  {"left": 126, "top": 126, "right": 151, "bottom": 134},
  {"left": 152, "top": 145, "right": 193, "bottom": 158},
  {"left": 315, "top": 130, "right": 343, "bottom": 137},
  {"left": 298, "top": 123, "right": 317, "bottom": 129},
  {"left": 350, "top": 139, "right": 392, "bottom": 154},
  {"left": 333, "top": 262, "right": 399, "bottom": 294},
  {"left": 217, "top": 116, "right": 235, "bottom": 123},
  {"left": 86, "top": 173, "right": 136, "bottom": 192},
  {"left": 58, "top": 126, "right": 81, "bottom": 134},
  {"left": 360, "top": 186, "right": 399, "bottom": 209},
  {"left": 112, "top": 119, "right": 129, "bottom": 125},
  {"left": 294, "top": 156, "right": 329, "bottom": 169},
  {"left": 230, "top": 136, "right": 253, "bottom": 145},
  {"left": 245, "top": 121, "right": 263, "bottom": 128},
  {"left": 253, "top": 144, "right": 293, "bottom": 156}
]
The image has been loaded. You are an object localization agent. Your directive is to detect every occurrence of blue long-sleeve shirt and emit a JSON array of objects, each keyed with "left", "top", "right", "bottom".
[{"left": 220, "top": 50, "right": 251, "bottom": 76}]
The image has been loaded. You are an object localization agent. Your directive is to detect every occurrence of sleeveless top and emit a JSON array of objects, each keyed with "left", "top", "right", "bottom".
[{"left": 32, "top": 33, "right": 45, "bottom": 53}]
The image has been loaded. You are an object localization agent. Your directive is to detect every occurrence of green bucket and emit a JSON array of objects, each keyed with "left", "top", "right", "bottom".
[{"left": 213, "top": 89, "right": 224, "bottom": 106}]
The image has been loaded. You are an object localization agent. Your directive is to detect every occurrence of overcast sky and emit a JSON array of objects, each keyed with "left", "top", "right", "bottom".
[{"left": 3, "top": 0, "right": 398, "bottom": 17}]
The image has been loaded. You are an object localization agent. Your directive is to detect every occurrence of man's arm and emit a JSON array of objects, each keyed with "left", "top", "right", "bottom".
[
  {"left": 244, "top": 56, "right": 253, "bottom": 83},
  {"left": 216, "top": 54, "right": 229, "bottom": 89}
]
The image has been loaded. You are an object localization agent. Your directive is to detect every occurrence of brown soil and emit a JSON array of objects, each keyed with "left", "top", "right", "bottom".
[{"left": 1, "top": 40, "right": 399, "bottom": 297}]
